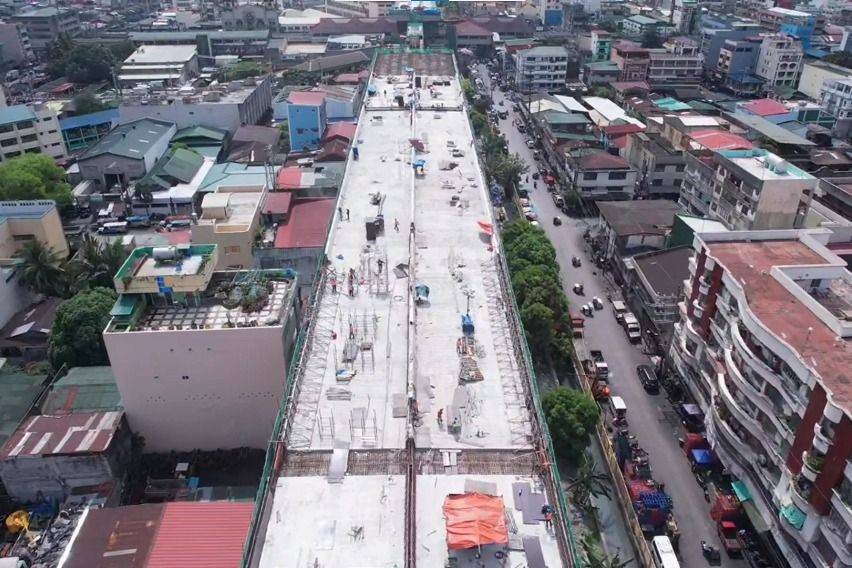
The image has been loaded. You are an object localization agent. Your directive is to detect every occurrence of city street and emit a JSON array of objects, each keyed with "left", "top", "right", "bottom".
[{"left": 479, "top": 65, "right": 747, "bottom": 567}]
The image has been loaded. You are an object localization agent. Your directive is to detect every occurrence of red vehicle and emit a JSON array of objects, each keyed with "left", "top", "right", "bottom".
[{"left": 717, "top": 521, "right": 743, "bottom": 557}]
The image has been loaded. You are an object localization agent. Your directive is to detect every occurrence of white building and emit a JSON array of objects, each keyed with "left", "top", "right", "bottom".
[
  {"left": 514, "top": 45, "right": 571, "bottom": 92},
  {"left": 672, "top": 0, "right": 698, "bottom": 34},
  {"left": 647, "top": 37, "right": 704, "bottom": 84},
  {"left": 103, "top": 244, "right": 300, "bottom": 452},
  {"left": 118, "top": 44, "right": 199, "bottom": 87},
  {"left": 756, "top": 34, "right": 803, "bottom": 90},
  {"left": 322, "top": 0, "right": 392, "bottom": 17},
  {"left": 622, "top": 15, "right": 676, "bottom": 39},
  {"left": 0, "top": 104, "right": 66, "bottom": 163},
  {"left": 820, "top": 78, "right": 852, "bottom": 138}
]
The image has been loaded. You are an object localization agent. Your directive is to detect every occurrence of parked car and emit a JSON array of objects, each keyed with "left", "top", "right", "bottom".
[
  {"left": 526, "top": 139, "right": 536, "bottom": 148},
  {"left": 553, "top": 216, "right": 562, "bottom": 226},
  {"left": 636, "top": 364, "right": 660, "bottom": 394}
]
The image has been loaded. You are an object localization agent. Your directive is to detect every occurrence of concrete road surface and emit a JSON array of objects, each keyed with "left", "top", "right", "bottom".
[{"left": 480, "top": 65, "right": 746, "bottom": 568}]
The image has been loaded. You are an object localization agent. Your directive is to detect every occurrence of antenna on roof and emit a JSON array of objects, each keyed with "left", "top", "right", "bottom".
[{"left": 806, "top": 326, "right": 813, "bottom": 343}]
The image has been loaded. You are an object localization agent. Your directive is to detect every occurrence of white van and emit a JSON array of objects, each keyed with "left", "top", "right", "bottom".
[
  {"left": 609, "top": 396, "right": 627, "bottom": 419},
  {"left": 651, "top": 536, "right": 680, "bottom": 568}
]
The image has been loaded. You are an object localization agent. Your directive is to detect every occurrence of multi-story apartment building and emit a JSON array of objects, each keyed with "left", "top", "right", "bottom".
[
  {"left": 590, "top": 29, "right": 612, "bottom": 62},
  {"left": 669, "top": 230, "right": 852, "bottom": 568},
  {"left": 11, "top": 7, "right": 79, "bottom": 55},
  {"left": 626, "top": 131, "right": 685, "bottom": 200},
  {"left": 103, "top": 244, "right": 300, "bottom": 452},
  {"left": 191, "top": 188, "right": 265, "bottom": 270},
  {"left": 820, "top": 78, "right": 852, "bottom": 138},
  {"left": 715, "top": 36, "right": 763, "bottom": 96},
  {"left": 756, "top": 34, "right": 803, "bottom": 91},
  {"left": 622, "top": 15, "right": 676, "bottom": 39},
  {"left": 565, "top": 149, "right": 638, "bottom": 201},
  {"left": 514, "top": 46, "right": 570, "bottom": 92},
  {"left": 0, "top": 22, "right": 32, "bottom": 67},
  {"left": 672, "top": 0, "right": 698, "bottom": 34},
  {"left": 679, "top": 148, "right": 816, "bottom": 230},
  {"left": 610, "top": 42, "right": 650, "bottom": 82},
  {"left": 323, "top": 0, "right": 392, "bottom": 17},
  {"left": 698, "top": 15, "right": 764, "bottom": 72},
  {"left": 647, "top": 37, "right": 703, "bottom": 85},
  {"left": 0, "top": 104, "right": 66, "bottom": 163},
  {"left": 118, "top": 44, "right": 199, "bottom": 88},
  {"left": 0, "top": 200, "right": 69, "bottom": 259}
]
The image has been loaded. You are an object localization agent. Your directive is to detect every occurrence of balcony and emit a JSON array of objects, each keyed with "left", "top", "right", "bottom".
[
  {"left": 800, "top": 452, "right": 821, "bottom": 483},
  {"left": 731, "top": 324, "right": 804, "bottom": 412},
  {"left": 790, "top": 477, "right": 812, "bottom": 512},
  {"left": 711, "top": 404, "right": 755, "bottom": 463},
  {"left": 812, "top": 423, "right": 833, "bottom": 455}
]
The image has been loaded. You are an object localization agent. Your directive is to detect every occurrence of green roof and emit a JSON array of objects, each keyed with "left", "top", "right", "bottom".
[
  {"left": 685, "top": 100, "right": 719, "bottom": 112},
  {"left": 173, "top": 125, "right": 228, "bottom": 144},
  {"left": 542, "top": 110, "right": 591, "bottom": 125},
  {"left": 653, "top": 97, "right": 692, "bottom": 112},
  {"left": 199, "top": 163, "right": 268, "bottom": 193},
  {"left": 41, "top": 366, "right": 122, "bottom": 415},
  {"left": 0, "top": 366, "right": 49, "bottom": 448},
  {"left": 140, "top": 147, "right": 205, "bottom": 190}
]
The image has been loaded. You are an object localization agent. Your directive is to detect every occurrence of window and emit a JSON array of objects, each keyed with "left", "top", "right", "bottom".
[
  {"left": 224, "top": 245, "right": 241, "bottom": 255},
  {"left": 15, "top": 121, "right": 33, "bottom": 130},
  {"left": 0, "top": 124, "right": 13, "bottom": 134},
  {"left": 0, "top": 138, "right": 17, "bottom": 147},
  {"left": 609, "top": 172, "right": 627, "bottom": 180},
  {"left": 20, "top": 134, "right": 37, "bottom": 143},
  {"left": 12, "top": 234, "right": 34, "bottom": 242},
  {"left": 652, "top": 179, "right": 663, "bottom": 186},
  {"left": 583, "top": 172, "right": 597, "bottom": 181},
  {"left": 675, "top": 164, "right": 685, "bottom": 172},
  {"left": 3, "top": 151, "right": 20, "bottom": 158},
  {"left": 296, "top": 128, "right": 304, "bottom": 134}
]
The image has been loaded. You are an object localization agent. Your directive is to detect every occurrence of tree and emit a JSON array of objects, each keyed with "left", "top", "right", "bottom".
[
  {"left": 221, "top": 61, "right": 265, "bottom": 82},
  {"left": 69, "top": 235, "right": 127, "bottom": 292},
  {"left": 46, "top": 33, "right": 76, "bottom": 78},
  {"left": 823, "top": 51, "right": 852, "bottom": 70},
  {"left": 521, "top": 302, "right": 554, "bottom": 353},
  {"left": 581, "top": 535, "right": 632, "bottom": 568},
  {"left": 71, "top": 93, "right": 108, "bottom": 115},
  {"left": 461, "top": 77, "right": 476, "bottom": 102},
  {"left": 17, "top": 240, "right": 67, "bottom": 297},
  {"left": 542, "top": 387, "right": 600, "bottom": 463},
  {"left": 590, "top": 85, "right": 615, "bottom": 99},
  {"left": 48, "top": 287, "right": 117, "bottom": 370},
  {"left": 469, "top": 109, "right": 487, "bottom": 135},
  {"left": 64, "top": 44, "right": 116, "bottom": 84},
  {"left": 492, "top": 153, "right": 529, "bottom": 196},
  {"left": 641, "top": 29, "right": 663, "bottom": 49},
  {"left": 568, "top": 456, "right": 612, "bottom": 511},
  {"left": 278, "top": 122, "right": 291, "bottom": 153},
  {"left": 0, "top": 154, "right": 73, "bottom": 208}
]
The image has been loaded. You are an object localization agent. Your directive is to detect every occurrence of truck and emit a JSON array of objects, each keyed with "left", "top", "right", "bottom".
[
  {"left": 570, "top": 309, "right": 584, "bottom": 338},
  {"left": 623, "top": 312, "right": 642, "bottom": 343},
  {"left": 612, "top": 300, "right": 628, "bottom": 324},
  {"left": 590, "top": 350, "right": 609, "bottom": 379},
  {"left": 717, "top": 521, "right": 744, "bottom": 557}
]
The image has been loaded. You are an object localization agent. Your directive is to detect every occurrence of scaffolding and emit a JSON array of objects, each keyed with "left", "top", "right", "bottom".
[{"left": 289, "top": 268, "right": 342, "bottom": 449}]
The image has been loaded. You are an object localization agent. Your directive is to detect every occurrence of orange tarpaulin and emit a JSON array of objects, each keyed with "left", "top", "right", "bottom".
[
  {"left": 477, "top": 221, "right": 494, "bottom": 235},
  {"left": 443, "top": 493, "right": 509, "bottom": 550}
]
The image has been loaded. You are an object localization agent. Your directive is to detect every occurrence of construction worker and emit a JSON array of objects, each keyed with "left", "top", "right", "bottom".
[
  {"left": 541, "top": 504, "right": 554, "bottom": 530},
  {"left": 330, "top": 278, "right": 337, "bottom": 294},
  {"left": 437, "top": 408, "right": 444, "bottom": 427},
  {"left": 394, "top": 218, "right": 400, "bottom": 232}
]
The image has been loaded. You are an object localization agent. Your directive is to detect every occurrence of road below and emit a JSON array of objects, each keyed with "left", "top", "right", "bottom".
[{"left": 480, "top": 65, "right": 747, "bottom": 568}]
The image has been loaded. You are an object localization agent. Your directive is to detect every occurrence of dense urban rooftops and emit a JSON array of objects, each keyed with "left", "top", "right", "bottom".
[{"left": 718, "top": 149, "right": 814, "bottom": 182}]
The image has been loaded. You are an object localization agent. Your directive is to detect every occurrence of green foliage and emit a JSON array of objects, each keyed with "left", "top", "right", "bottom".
[
  {"left": 641, "top": 29, "right": 663, "bottom": 48},
  {"left": 469, "top": 109, "right": 487, "bottom": 135},
  {"left": 823, "top": 51, "right": 852, "bottom": 70},
  {"left": 521, "top": 302, "right": 554, "bottom": 352},
  {"left": 461, "top": 77, "right": 475, "bottom": 102},
  {"left": 68, "top": 235, "right": 128, "bottom": 292},
  {"left": 18, "top": 240, "right": 67, "bottom": 297},
  {"left": 542, "top": 387, "right": 600, "bottom": 464},
  {"left": 0, "top": 154, "right": 72, "bottom": 207},
  {"left": 278, "top": 122, "right": 291, "bottom": 153},
  {"left": 492, "top": 153, "right": 529, "bottom": 192},
  {"left": 569, "top": 456, "right": 612, "bottom": 512},
  {"left": 221, "top": 61, "right": 266, "bottom": 82},
  {"left": 47, "top": 35, "right": 116, "bottom": 84},
  {"left": 49, "top": 287, "right": 117, "bottom": 370},
  {"left": 581, "top": 534, "right": 632, "bottom": 568},
  {"left": 590, "top": 85, "right": 615, "bottom": 99},
  {"left": 109, "top": 40, "right": 136, "bottom": 62},
  {"left": 71, "top": 93, "right": 109, "bottom": 115}
]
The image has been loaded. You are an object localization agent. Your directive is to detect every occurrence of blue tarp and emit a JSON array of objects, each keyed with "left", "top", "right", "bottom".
[
  {"left": 367, "top": 84, "right": 377, "bottom": 94},
  {"left": 692, "top": 448, "right": 714, "bottom": 465}
]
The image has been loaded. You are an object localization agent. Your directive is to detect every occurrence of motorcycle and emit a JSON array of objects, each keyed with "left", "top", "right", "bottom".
[{"left": 701, "top": 541, "right": 721, "bottom": 563}]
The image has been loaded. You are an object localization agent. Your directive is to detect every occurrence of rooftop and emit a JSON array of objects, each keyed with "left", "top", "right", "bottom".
[
  {"left": 124, "top": 44, "right": 198, "bottom": 65},
  {"left": 79, "top": 118, "right": 175, "bottom": 161},
  {"left": 197, "top": 190, "right": 263, "bottom": 233},
  {"left": 274, "top": 198, "right": 335, "bottom": 248},
  {"left": 628, "top": 14, "right": 665, "bottom": 25},
  {"left": 576, "top": 151, "right": 631, "bottom": 170},
  {"left": 718, "top": 149, "right": 815, "bottom": 182},
  {"left": 287, "top": 90, "right": 327, "bottom": 106},
  {"left": 633, "top": 246, "right": 693, "bottom": 297},
  {"left": 707, "top": 238, "right": 852, "bottom": 409},
  {"left": 0, "top": 104, "right": 35, "bottom": 127},
  {"left": 687, "top": 129, "right": 753, "bottom": 151},
  {"left": 520, "top": 45, "right": 569, "bottom": 57},
  {"left": 59, "top": 109, "right": 119, "bottom": 131},
  {"left": 0, "top": 363, "right": 49, "bottom": 450},
  {"left": 598, "top": 200, "right": 680, "bottom": 236},
  {"left": 40, "top": 366, "right": 121, "bottom": 415},
  {"left": 725, "top": 112, "right": 816, "bottom": 147},
  {"left": 0, "top": 411, "right": 124, "bottom": 459},
  {"left": 740, "top": 98, "right": 790, "bottom": 117}
]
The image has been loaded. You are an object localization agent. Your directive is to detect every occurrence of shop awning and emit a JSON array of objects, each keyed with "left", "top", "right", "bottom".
[
  {"left": 443, "top": 493, "right": 509, "bottom": 550},
  {"left": 781, "top": 504, "right": 805, "bottom": 531},
  {"left": 691, "top": 448, "right": 714, "bottom": 465},
  {"left": 732, "top": 481, "right": 751, "bottom": 503},
  {"left": 743, "top": 501, "right": 770, "bottom": 533}
]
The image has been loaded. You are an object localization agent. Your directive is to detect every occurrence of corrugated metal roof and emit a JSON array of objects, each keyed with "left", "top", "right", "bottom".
[
  {"left": 59, "top": 109, "right": 119, "bottom": 131},
  {"left": 80, "top": 118, "right": 175, "bottom": 161},
  {"left": 173, "top": 125, "right": 228, "bottom": 143},
  {"left": 0, "top": 104, "right": 36, "bottom": 127},
  {"left": 274, "top": 198, "right": 335, "bottom": 249},
  {"left": 62, "top": 503, "right": 164, "bottom": 568},
  {"left": 146, "top": 502, "right": 253, "bottom": 568},
  {"left": 0, "top": 366, "right": 49, "bottom": 449},
  {"left": 0, "top": 411, "right": 124, "bottom": 458},
  {"left": 41, "top": 366, "right": 122, "bottom": 415}
]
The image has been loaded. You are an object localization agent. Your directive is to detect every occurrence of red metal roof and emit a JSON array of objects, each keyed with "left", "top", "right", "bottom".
[
  {"left": 323, "top": 122, "right": 357, "bottom": 143},
  {"left": 332, "top": 72, "right": 363, "bottom": 84},
  {"left": 576, "top": 151, "right": 630, "bottom": 170},
  {"left": 263, "top": 191, "right": 293, "bottom": 215},
  {"left": 287, "top": 91, "right": 326, "bottom": 106},
  {"left": 276, "top": 165, "right": 304, "bottom": 190},
  {"left": 742, "top": 98, "right": 789, "bottom": 117},
  {"left": 1, "top": 411, "right": 123, "bottom": 459},
  {"left": 274, "top": 198, "right": 336, "bottom": 249},
  {"left": 63, "top": 504, "right": 164, "bottom": 568},
  {"left": 146, "top": 502, "right": 253, "bottom": 568},
  {"left": 316, "top": 138, "right": 349, "bottom": 162},
  {"left": 689, "top": 129, "right": 753, "bottom": 151},
  {"left": 455, "top": 20, "right": 491, "bottom": 36},
  {"left": 602, "top": 123, "right": 644, "bottom": 136}
]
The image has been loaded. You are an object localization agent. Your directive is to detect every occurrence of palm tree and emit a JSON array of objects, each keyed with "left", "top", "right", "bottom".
[
  {"left": 69, "top": 235, "right": 126, "bottom": 292},
  {"left": 581, "top": 535, "right": 632, "bottom": 568},
  {"left": 568, "top": 456, "right": 612, "bottom": 511},
  {"left": 17, "top": 240, "right": 67, "bottom": 297}
]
